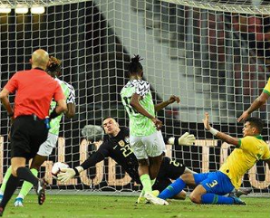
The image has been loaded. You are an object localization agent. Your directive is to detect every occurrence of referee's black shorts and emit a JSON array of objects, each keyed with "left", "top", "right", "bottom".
[{"left": 10, "top": 115, "right": 49, "bottom": 160}]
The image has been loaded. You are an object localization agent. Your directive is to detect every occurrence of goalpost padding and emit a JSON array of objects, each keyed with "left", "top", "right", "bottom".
[{"left": 0, "top": 0, "right": 269, "bottom": 195}]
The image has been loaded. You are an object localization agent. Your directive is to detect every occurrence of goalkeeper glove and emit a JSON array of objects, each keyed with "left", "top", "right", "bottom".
[
  {"left": 58, "top": 167, "right": 82, "bottom": 182},
  {"left": 178, "top": 132, "right": 196, "bottom": 145},
  {"left": 168, "top": 132, "right": 196, "bottom": 146}
]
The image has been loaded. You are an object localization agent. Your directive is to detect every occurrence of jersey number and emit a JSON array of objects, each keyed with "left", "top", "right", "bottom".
[
  {"left": 169, "top": 159, "right": 180, "bottom": 167},
  {"left": 207, "top": 180, "right": 218, "bottom": 188},
  {"left": 120, "top": 145, "right": 133, "bottom": 157}
]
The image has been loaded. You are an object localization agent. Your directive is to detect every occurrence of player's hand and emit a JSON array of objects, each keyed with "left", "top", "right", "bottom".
[
  {"left": 178, "top": 132, "right": 196, "bottom": 146},
  {"left": 58, "top": 168, "right": 76, "bottom": 182},
  {"left": 167, "top": 95, "right": 180, "bottom": 104},
  {"left": 93, "top": 140, "right": 103, "bottom": 148},
  {"left": 237, "top": 111, "right": 249, "bottom": 123},
  {"left": 203, "top": 112, "right": 211, "bottom": 130},
  {"left": 151, "top": 117, "right": 163, "bottom": 130}
]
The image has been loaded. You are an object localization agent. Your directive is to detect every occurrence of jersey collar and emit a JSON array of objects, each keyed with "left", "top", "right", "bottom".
[{"left": 254, "top": 135, "right": 263, "bottom": 140}]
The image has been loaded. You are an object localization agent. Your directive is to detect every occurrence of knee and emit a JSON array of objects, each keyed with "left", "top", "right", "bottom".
[
  {"left": 138, "top": 159, "right": 149, "bottom": 167},
  {"left": 189, "top": 192, "right": 201, "bottom": 204},
  {"left": 174, "top": 190, "right": 186, "bottom": 200}
]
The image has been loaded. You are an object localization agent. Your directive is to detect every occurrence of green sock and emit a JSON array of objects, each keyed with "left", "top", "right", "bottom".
[
  {"left": 0, "top": 166, "right": 12, "bottom": 194},
  {"left": 18, "top": 168, "right": 38, "bottom": 199},
  {"left": 140, "top": 174, "right": 152, "bottom": 193}
]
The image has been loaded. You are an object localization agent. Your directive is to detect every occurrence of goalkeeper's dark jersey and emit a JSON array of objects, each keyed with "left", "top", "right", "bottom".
[{"left": 80, "top": 127, "right": 186, "bottom": 190}]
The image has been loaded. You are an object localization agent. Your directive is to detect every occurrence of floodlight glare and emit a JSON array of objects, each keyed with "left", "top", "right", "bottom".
[
  {"left": 0, "top": 5, "right": 11, "bottom": 13},
  {"left": 31, "top": 5, "right": 45, "bottom": 14},
  {"left": 15, "top": 5, "right": 28, "bottom": 14}
]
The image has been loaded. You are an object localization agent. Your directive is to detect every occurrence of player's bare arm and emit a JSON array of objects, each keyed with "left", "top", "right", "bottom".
[
  {"left": 203, "top": 112, "right": 239, "bottom": 146},
  {"left": 154, "top": 95, "right": 180, "bottom": 112},
  {"left": 65, "top": 103, "right": 76, "bottom": 118},
  {"left": 0, "top": 88, "right": 13, "bottom": 117},
  {"left": 130, "top": 93, "right": 162, "bottom": 129},
  {"left": 238, "top": 92, "right": 269, "bottom": 122}
]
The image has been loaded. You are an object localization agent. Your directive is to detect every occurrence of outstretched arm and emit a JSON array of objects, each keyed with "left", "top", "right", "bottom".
[
  {"left": 155, "top": 95, "right": 180, "bottom": 112},
  {"left": 203, "top": 112, "right": 239, "bottom": 147},
  {"left": 58, "top": 141, "right": 106, "bottom": 182},
  {"left": 238, "top": 92, "right": 269, "bottom": 122}
]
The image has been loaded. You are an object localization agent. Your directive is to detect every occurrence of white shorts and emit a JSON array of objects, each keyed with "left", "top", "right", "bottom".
[
  {"left": 130, "top": 131, "right": 166, "bottom": 160},
  {"left": 37, "top": 133, "right": 58, "bottom": 156}
]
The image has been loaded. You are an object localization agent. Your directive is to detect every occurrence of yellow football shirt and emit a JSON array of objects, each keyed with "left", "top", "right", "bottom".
[
  {"left": 263, "top": 78, "right": 270, "bottom": 96},
  {"left": 219, "top": 135, "right": 270, "bottom": 189}
]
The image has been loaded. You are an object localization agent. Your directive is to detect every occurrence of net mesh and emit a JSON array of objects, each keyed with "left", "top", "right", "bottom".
[{"left": 0, "top": 0, "right": 269, "bottom": 195}]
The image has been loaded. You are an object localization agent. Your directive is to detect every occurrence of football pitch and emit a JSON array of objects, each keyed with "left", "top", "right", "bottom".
[{"left": 1, "top": 194, "right": 270, "bottom": 218}]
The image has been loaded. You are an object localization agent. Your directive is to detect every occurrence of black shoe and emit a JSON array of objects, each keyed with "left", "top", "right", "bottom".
[
  {"left": 230, "top": 196, "right": 246, "bottom": 205},
  {"left": 234, "top": 188, "right": 252, "bottom": 198},
  {"left": 0, "top": 207, "right": 4, "bottom": 217},
  {"left": 36, "top": 179, "right": 48, "bottom": 205}
]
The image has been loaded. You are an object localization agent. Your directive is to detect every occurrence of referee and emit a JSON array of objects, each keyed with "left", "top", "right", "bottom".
[{"left": 0, "top": 49, "right": 67, "bottom": 216}]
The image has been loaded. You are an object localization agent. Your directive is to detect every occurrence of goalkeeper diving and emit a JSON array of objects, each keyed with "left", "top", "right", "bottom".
[
  {"left": 58, "top": 118, "right": 249, "bottom": 202},
  {"left": 58, "top": 117, "right": 196, "bottom": 201}
]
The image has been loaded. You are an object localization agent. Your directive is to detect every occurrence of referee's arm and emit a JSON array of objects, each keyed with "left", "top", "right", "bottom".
[{"left": 0, "top": 88, "right": 14, "bottom": 117}]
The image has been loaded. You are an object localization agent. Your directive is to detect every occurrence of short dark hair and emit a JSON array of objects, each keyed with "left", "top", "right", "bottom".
[
  {"left": 128, "top": 55, "right": 143, "bottom": 74},
  {"left": 245, "top": 117, "right": 264, "bottom": 134}
]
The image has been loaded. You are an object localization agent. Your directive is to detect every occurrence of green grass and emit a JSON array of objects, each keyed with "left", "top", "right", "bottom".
[{"left": 2, "top": 195, "right": 270, "bottom": 218}]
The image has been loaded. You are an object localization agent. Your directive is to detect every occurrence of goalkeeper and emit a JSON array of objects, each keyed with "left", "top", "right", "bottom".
[
  {"left": 0, "top": 56, "right": 76, "bottom": 207},
  {"left": 158, "top": 113, "right": 270, "bottom": 205},
  {"left": 58, "top": 117, "right": 197, "bottom": 201}
]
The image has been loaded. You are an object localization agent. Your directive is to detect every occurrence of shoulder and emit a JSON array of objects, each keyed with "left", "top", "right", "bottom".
[
  {"left": 239, "top": 136, "right": 253, "bottom": 145},
  {"left": 118, "top": 127, "right": 129, "bottom": 138}
]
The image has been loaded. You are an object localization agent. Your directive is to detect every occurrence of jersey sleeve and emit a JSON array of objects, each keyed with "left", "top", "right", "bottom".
[
  {"left": 96, "top": 141, "right": 110, "bottom": 157},
  {"left": 66, "top": 84, "right": 75, "bottom": 104},
  {"left": 263, "top": 78, "right": 270, "bottom": 96},
  {"left": 262, "top": 147, "right": 270, "bottom": 160},
  {"left": 238, "top": 137, "right": 251, "bottom": 151},
  {"left": 131, "top": 80, "right": 150, "bottom": 97},
  {"left": 53, "top": 82, "right": 65, "bottom": 101},
  {"left": 4, "top": 73, "right": 19, "bottom": 94},
  {"left": 80, "top": 152, "right": 105, "bottom": 170}
]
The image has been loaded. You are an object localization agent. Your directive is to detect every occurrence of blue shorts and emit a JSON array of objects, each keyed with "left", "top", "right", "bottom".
[{"left": 193, "top": 171, "right": 234, "bottom": 195}]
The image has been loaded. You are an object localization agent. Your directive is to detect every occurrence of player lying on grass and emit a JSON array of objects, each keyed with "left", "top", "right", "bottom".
[
  {"left": 58, "top": 117, "right": 197, "bottom": 202},
  {"left": 0, "top": 56, "right": 76, "bottom": 207},
  {"left": 158, "top": 113, "right": 270, "bottom": 205}
]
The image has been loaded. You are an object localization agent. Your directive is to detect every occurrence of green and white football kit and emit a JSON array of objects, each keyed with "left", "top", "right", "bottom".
[
  {"left": 121, "top": 79, "right": 165, "bottom": 160},
  {"left": 37, "top": 78, "right": 75, "bottom": 156}
]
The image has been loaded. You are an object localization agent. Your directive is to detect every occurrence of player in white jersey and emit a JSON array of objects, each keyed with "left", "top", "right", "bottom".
[
  {"left": 0, "top": 56, "right": 76, "bottom": 207},
  {"left": 120, "top": 55, "right": 180, "bottom": 205}
]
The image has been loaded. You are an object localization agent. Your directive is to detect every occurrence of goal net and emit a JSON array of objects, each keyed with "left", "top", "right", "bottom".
[{"left": 0, "top": 0, "right": 269, "bottom": 195}]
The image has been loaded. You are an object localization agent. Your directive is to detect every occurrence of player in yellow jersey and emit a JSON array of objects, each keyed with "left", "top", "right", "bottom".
[
  {"left": 158, "top": 113, "right": 270, "bottom": 205},
  {"left": 238, "top": 78, "right": 270, "bottom": 122}
]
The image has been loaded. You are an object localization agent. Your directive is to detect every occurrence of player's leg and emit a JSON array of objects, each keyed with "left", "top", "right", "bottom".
[
  {"left": 143, "top": 131, "right": 169, "bottom": 205},
  {"left": 131, "top": 134, "right": 168, "bottom": 205},
  {"left": 130, "top": 136, "right": 152, "bottom": 197},
  {"left": 153, "top": 178, "right": 186, "bottom": 200},
  {"left": 15, "top": 133, "right": 57, "bottom": 207},
  {"left": 14, "top": 155, "right": 46, "bottom": 207},
  {"left": 145, "top": 131, "right": 165, "bottom": 181},
  {"left": 0, "top": 157, "right": 26, "bottom": 213},
  {"left": 192, "top": 171, "right": 245, "bottom": 205},
  {"left": 0, "top": 166, "right": 12, "bottom": 202},
  {"left": 158, "top": 171, "right": 198, "bottom": 200}
]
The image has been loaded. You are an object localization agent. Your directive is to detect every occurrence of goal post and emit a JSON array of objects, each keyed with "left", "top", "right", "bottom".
[{"left": 0, "top": 0, "right": 269, "bottom": 195}]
